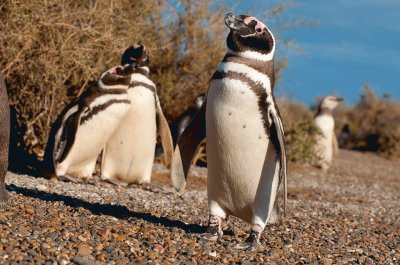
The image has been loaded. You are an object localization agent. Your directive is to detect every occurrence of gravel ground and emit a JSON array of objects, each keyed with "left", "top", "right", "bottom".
[{"left": 0, "top": 150, "right": 399, "bottom": 264}]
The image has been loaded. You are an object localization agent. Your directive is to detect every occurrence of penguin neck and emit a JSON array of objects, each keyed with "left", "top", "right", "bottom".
[
  {"left": 316, "top": 106, "right": 333, "bottom": 117},
  {"left": 135, "top": 66, "right": 150, "bottom": 77},
  {"left": 221, "top": 50, "right": 275, "bottom": 85}
]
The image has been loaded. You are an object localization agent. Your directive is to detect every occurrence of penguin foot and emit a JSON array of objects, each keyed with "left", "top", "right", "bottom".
[
  {"left": 82, "top": 177, "right": 96, "bottom": 185},
  {"left": 202, "top": 215, "right": 223, "bottom": 242},
  {"left": 231, "top": 224, "right": 262, "bottom": 252},
  {"left": 140, "top": 183, "right": 172, "bottom": 194},
  {"left": 58, "top": 175, "right": 82, "bottom": 184},
  {"left": 102, "top": 178, "right": 128, "bottom": 187}
]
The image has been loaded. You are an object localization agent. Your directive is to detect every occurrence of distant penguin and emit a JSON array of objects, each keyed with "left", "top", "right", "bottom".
[
  {"left": 42, "top": 65, "right": 133, "bottom": 183},
  {"left": 170, "top": 93, "right": 205, "bottom": 146},
  {"left": 314, "top": 95, "right": 342, "bottom": 170},
  {"left": 171, "top": 13, "right": 287, "bottom": 250},
  {"left": 339, "top": 123, "right": 351, "bottom": 148},
  {"left": 0, "top": 74, "right": 10, "bottom": 205},
  {"left": 100, "top": 44, "right": 173, "bottom": 187}
]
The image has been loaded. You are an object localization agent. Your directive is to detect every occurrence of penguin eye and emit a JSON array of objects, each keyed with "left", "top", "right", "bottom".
[{"left": 256, "top": 28, "right": 262, "bottom": 33}]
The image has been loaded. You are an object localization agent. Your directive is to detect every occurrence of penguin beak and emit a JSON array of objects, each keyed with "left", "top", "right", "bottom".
[
  {"left": 225, "top": 13, "right": 252, "bottom": 33},
  {"left": 336, "top": 97, "right": 344, "bottom": 102}
]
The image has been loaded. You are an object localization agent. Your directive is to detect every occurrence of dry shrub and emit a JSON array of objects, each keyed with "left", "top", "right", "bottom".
[
  {"left": 1, "top": 0, "right": 167, "bottom": 155},
  {"left": 0, "top": 0, "right": 225, "bottom": 157},
  {"left": 279, "top": 98, "right": 321, "bottom": 164},
  {"left": 340, "top": 85, "right": 400, "bottom": 156},
  {"left": 1, "top": 0, "right": 293, "bottom": 161}
]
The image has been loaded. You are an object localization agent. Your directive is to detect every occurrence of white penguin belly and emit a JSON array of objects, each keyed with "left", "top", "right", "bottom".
[
  {"left": 101, "top": 87, "right": 157, "bottom": 183},
  {"left": 315, "top": 115, "right": 334, "bottom": 165},
  {"left": 57, "top": 102, "right": 131, "bottom": 178},
  {"left": 206, "top": 78, "right": 269, "bottom": 222}
]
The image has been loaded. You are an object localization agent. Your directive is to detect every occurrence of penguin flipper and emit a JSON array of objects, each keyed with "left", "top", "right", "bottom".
[
  {"left": 155, "top": 94, "right": 174, "bottom": 168},
  {"left": 54, "top": 106, "right": 84, "bottom": 165},
  {"left": 171, "top": 98, "right": 207, "bottom": 192},
  {"left": 270, "top": 111, "right": 288, "bottom": 216}
]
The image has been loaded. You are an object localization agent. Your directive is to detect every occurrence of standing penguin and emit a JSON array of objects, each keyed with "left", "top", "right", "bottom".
[
  {"left": 100, "top": 44, "right": 173, "bottom": 187},
  {"left": 171, "top": 13, "right": 287, "bottom": 250},
  {"left": 314, "top": 95, "right": 342, "bottom": 170},
  {"left": 170, "top": 93, "right": 205, "bottom": 146},
  {"left": 42, "top": 65, "right": 133, "bottom": 182},
  {"left": 0, "top": 74, "right": 10, "bottom": 205}
]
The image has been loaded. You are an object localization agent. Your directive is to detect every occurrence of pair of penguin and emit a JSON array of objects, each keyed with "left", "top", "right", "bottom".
[{"left": 43, "top": 45, "right": 173, "bottom": 187}]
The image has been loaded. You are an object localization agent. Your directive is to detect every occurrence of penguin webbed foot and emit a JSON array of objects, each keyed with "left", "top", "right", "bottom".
[
  {"left": 140, "top": 183, "right": 172, "bottom": 194},
  {"left": 202, "top": 215, "right": 223, "bottom": 242},
  {"left": 231, "top": 224, "right": 262, "bottom": 252},
  {"left": 102, "top": 178, "right": 128, "bottom": 187},
  {"left": 58, "top": 175, "right": 82, "bottom": 184}
]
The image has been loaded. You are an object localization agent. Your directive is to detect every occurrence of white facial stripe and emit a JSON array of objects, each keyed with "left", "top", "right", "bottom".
[
  {"left": 130, "top": 73, "right": 155, "bottom": 87},
  {"left": 98, "top": 80, "right": 129, "bottom": 90},
  {"left": 139, "top": 66, "right": 150, "bottom": 73},
  {"left": 227, "top": 48, "right": 274, "bottom": 62}
]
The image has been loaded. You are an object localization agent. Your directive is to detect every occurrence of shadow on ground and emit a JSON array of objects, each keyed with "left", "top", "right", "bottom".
[{"left": 6, "top": 184, "right": 207, "bottom": 234}]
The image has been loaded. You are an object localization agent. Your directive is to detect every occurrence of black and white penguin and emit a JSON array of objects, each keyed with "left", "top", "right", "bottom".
[
  {"left": 100, "top": 44, "right": 173, "bottom": 187},
  {"left": 42, "top": 65, "right": 133, "bottom": 182},
  {"left": 314, "top": 95, "right": 342, "bottom": 170},
  {"left": 171, "top": 13, "right": 287, "bottom": 250},
  {"left": 170, "top": 93, "right": 205, "bottom": 146},
  {"left": 0, "top": 74, "right": 10, "bottom": 205}
]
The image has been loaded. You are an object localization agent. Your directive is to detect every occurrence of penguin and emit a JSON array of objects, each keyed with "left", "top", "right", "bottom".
[
  {"left": 0, "top": 74, "right": 10, "bottom": 205},
  {"left": 42, "top": 65, "right": 133, "bottom": 183},
  {"left": 314, "top": 95, "right": 342, "bottom": 170},
  {"left": 171, "top": 13, "right": 287, "bottom": 250},
  {"left": 100, "top": 44, "right": 173, "bottom": 188},
  {"left": 170, "top": 93, "right": 205, "bottom": 146}
]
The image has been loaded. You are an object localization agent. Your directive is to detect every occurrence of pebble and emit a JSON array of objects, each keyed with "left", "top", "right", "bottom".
[{"left": 0, "top": 153, "right": 398, "bottom": 264}]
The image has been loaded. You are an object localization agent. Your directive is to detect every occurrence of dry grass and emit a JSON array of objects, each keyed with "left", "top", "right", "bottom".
[{"left": 336, "top": 85, "right": 400, "bottom": 157}]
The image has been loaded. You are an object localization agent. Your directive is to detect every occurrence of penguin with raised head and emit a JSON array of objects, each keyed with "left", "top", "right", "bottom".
[
  {"left": 0, "top": 74, "right": 10, "bottom": 205},
  {"left": 42, "top": 65, "right": 133, "bottom": 183},
  {"left": 314, "top": 95, "right": 342, "bottom": 170},
  {"left": 171, "top": 13, "right": 287, "bottom": 250},
  {"left": 100, "top": 44, "right": 173, "bottom": 189}
]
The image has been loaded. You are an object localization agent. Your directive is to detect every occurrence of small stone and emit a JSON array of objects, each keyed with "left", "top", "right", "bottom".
[
  {"left": 36, "top": 184, "right": 48, "bottom": 191},
  {"left": 78, "top": 244, "right": 91, "bottom": 256},
  {"left": 72, "top": 256, "right": 95, "bottom": 265},
  {"left": 153, "top": 244, "right": 164, "bottom": 253},
  {"left": 94, "top": 244, "right": 103, "bottom": 251}
]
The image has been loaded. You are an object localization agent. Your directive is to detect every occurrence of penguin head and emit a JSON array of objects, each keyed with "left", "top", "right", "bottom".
[
  {"left": 98, "top": 65, "right": 133, "bottom": 89},
  {"left": 320, "top": 96, "right": 343, "bottom": 110},
  {"left": 121, "top": 44, "right": 149, "bottom": 67},
  {"left": 225, "top": 13, "right": 275, "bottom": 56}
]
